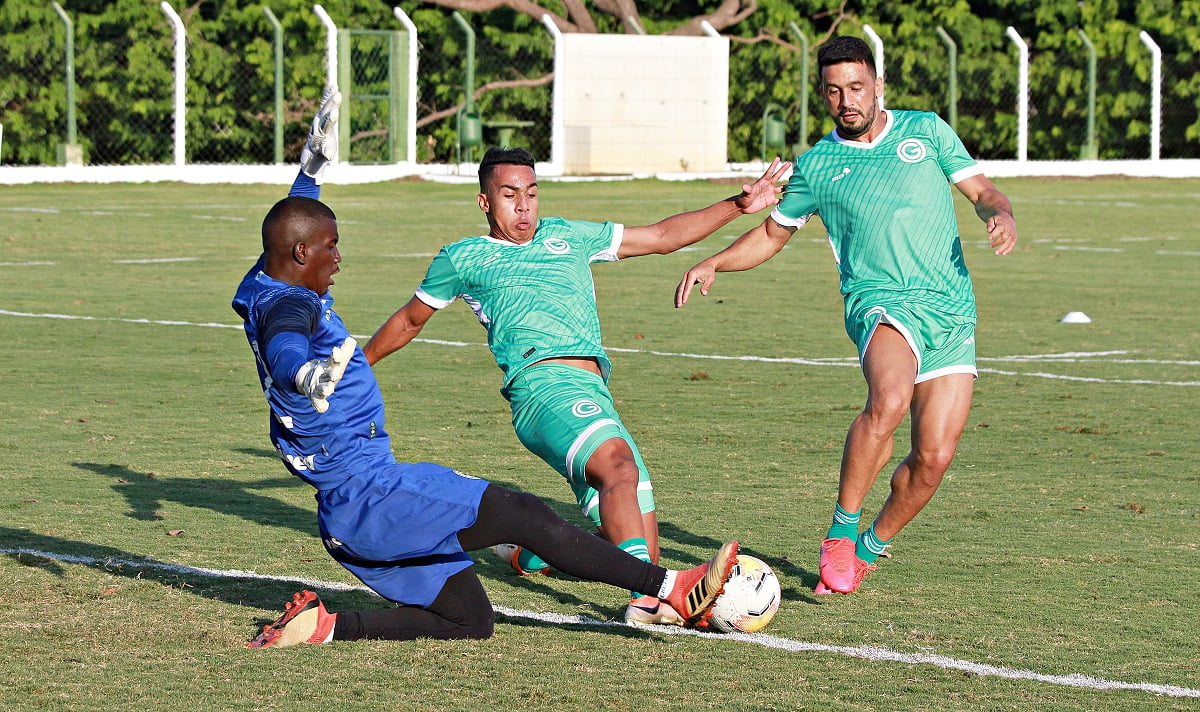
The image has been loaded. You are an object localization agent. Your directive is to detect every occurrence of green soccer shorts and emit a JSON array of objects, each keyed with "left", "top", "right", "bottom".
[
  {"left": 504, "top": 363, "right": 655, "bottom": 528},
  {"left": 847, "top": 299, "right": 978, "bottom": 383}
]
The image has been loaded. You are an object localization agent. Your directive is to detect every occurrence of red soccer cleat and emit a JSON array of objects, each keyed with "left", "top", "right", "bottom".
[
  {"left": 663, "top": 541, "right": 739, "bottom": 626},
  {"left": 818, "top": 537, "right": 858, "bottom": 593},
  {"left": 815, "top": 553, "right": 877, "bottom": 595},
  {"left": 247, "top": 590, "right": 336, "bottom": 648}
]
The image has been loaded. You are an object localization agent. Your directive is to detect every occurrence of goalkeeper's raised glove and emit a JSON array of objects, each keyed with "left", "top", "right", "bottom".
[
  {"left": 294, "top": 336, "right": 356, "bottom": 413},
  {"left": 300, "top": 86, "right": 342, "bottom": 184}
]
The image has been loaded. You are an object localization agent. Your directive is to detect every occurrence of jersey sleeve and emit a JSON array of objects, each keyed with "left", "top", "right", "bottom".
[
  {"left": 288, "top": 170, "right": 320, "bottom": 199},
  {"left": 771, "top": 169, "right": 817, "bottom": 228},
  {"left": 260, "top": 290, "right": 321, "bottom": 345},
  {"left": 570, "top": 219, "right": 622, "bottom": 263},
  {"left": 931, "top": 114, "right": 983, "bottom": 184},
  {"left": 257, "top": 291, "right": 322, "bottom": 385},
  {"left": 414, "top": 247, "right": 465, "bottom": 309}
]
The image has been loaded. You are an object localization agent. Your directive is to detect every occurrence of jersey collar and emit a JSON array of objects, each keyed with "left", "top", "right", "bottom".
[{"left": 829, "top": 110, "right": 893, "bottom": 149}]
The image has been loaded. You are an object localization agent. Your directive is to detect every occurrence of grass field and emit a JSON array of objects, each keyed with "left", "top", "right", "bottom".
[{"left": 1, "top": 175, "right": 1197, "bottom": 711}]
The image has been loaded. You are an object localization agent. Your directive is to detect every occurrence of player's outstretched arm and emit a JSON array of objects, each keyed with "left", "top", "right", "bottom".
[
  {"left": 619, "top": 158, "right": 791, "bottom": 259},
  {"left": 362, "top": 297, "right": 437, "bottom": 366},
  {"left": 288, "top": 86, "right": 342, "bottom": 199},
  {"left": 301, "top": 86, "right": 342, "bottom": 183},
  {"left": 955, "top": 174, "right": 1018, "bottom": 256},
  {"left": 674, "top": 217, "right": 796, "bottom": 308}
]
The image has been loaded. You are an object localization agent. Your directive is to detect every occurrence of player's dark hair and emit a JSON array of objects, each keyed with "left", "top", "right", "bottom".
[
  {"left": 817, "top": 36, "right": 877, "bottom": 80},
  {"left": 262, "top": 196, "right": 336, "bottom": 251},
  {"left": 478, "top": 147, "right": 535, "bottom": 192}
]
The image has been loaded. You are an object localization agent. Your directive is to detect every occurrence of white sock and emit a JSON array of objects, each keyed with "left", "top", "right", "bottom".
[{"left": 655, "top": 571, "right": 677, "bottom": 599}]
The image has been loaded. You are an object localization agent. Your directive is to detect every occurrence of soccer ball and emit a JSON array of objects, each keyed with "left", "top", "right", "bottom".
[{"left": 708, "top": 555, "right": 781, "bottom": 633}]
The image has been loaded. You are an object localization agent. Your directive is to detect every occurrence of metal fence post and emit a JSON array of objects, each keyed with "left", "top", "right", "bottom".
[
  {"left": 862, "top": 24, "right": 884, "bottom": 111},
  {"left": 935, "top": 26, "right": 958, "bottom": 132},
  {"left": 787, "top": 21, "right": 810, "bottom": 152},
  {"left": 262, "top": 7, "right": 284, "bottom": 165},
  {"left": 160, "top": 2, "right": 186, "bottom": 167},
  {"left": 1139, "top": 30, "right": 1162, "bottom": 161},
  {"left": 1005, "top": 26, "right": 1028, "bottom": 161},
  {"left": 1076, "top": 29, "right": 1098, "bottom": 159},
  {"left": 337, "top": 28, "right": 351, "bottom": 162},
  {"left": 540, "top": 14, "right": 563, "bottom": 172},
  {"left": 51, "top": 2, "right": 81, "bottom": 165},
  {"left": 452, "top": 12, "right": 479, "bottom": 163},
  {"left": 314, "top": 4, "right": 338, "bottom": 90},
  {"left": 393, "top": 7, "right": 419, "bottom": 163}
]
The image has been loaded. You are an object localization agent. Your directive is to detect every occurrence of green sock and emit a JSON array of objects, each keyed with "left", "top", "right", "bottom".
[
  {"left": 827, "top": 502, "right": 861, "bottom": 540},
  {"left": 516, "top": 548, "right": 549, "bottom": 573},
  {"left": 855, "top": 524, "right": 890, "bottom": 564},
  {"left": 618, "top": 537, "right": 652, "bottom": 598}
]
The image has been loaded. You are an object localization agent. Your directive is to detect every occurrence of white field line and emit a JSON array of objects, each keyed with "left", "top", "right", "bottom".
[
  {"left": 113, "top": 257, "right": 200, "bottom": 264},
  {"left": 3, "top": 547, "right": 1197, "bottom": 699},
  {"left": 1, "top": 309, "right": 1197, "bottom": 386}
]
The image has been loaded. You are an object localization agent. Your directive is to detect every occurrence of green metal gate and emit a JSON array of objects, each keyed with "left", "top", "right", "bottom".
[{"left": 336, "top": 29, "right": 411, "bottom": 164}]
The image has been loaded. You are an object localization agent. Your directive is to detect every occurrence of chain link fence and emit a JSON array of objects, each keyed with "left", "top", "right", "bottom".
[
  {"left": 410, "top": 13, "right": 552, "bottom": 164},
  {"left": 1, "top": 9, "right": 1196, "bottom": 168}
]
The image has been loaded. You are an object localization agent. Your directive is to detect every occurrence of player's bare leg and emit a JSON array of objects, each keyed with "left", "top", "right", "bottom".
[
  {"left": 840, "top": 326, "right": 918, "bottom": 510},
  {"left": 820, "top": 325, "right": 916, "bottom": 593},
  {"left": 586, "top": 438, "right": 649, "bottom": 549},
  {"left": 600, "top": 505, "right": 660, "bottom": 564},
  {"left": 872, "top": 373, "right": 974, "bottom": 541},
  {"left": 586, "top": 439, "right": 679, "bottom": 625}
]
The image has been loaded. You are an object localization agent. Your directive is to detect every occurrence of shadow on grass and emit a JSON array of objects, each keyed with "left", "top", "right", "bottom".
[
  {"left": 74, "top": 461, "right": 314, "bottom": 531},
  {"left": 1, "top": 527, "right": 709, "bottom": 640},
  {"left": 657, "top": 519, "right": 822, "bottom": 603},
  {"left": 70, "top": 460, "right": 822, "bottom": 619},
  {"left": 0, "top": 525, "right": 385, "bottom": 621}
]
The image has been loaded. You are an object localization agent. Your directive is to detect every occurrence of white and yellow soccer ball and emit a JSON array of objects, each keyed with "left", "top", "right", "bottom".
[{"left": 709, "top": 555, "right": 781, "bottom": 633}]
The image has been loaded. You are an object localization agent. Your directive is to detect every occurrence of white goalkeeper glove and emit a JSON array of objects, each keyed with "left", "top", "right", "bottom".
[
  {"left": 294, "top": 336, "right": 356, "bottom": 413},
  {"left": 300, "top": 86, "right": 342, "bottom": 184}
]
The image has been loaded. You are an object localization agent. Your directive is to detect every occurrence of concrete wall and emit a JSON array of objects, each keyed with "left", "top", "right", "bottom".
[{"left": 556, "top": 34, "right": 729, "bottom": 175}]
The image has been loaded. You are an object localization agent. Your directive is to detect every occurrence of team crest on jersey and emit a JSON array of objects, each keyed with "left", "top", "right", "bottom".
[
  {"left": 896, "top": 138, "right": 927, "bottom": 163},
  {"left": 543, "top": 237, "right": 571, "bottom": 254},
  {"left": 572, "top": 400, "right": 602, "bottom": 418}
]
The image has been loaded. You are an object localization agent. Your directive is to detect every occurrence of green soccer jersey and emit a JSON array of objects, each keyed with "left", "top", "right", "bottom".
[
  {"left": 415, "top": 217, "right": 622, "bottom": 387},
  {"left": 774, "top": 110, "right": 983, "bottom": 317}
]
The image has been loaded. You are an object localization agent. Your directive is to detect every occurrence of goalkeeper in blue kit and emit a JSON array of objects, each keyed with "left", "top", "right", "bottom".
[{"left": 234, "top": 90, "right": 738, "bottom": 647}]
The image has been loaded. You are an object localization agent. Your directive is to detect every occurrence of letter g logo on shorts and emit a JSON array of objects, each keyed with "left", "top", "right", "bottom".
[
  {"left": 571, "top": 400, "right": 602, "bottom": 418},
  {"left": 896, "top": 138, "right": 927, "bottom": 163}
]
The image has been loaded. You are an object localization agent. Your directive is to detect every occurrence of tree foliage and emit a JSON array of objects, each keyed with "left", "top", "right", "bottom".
[{"left": 0, "top": 0, "right": 1196, "bottom": 166}]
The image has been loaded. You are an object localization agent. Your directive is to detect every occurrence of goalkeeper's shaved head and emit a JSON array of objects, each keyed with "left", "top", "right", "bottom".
[{"left": 262, "top": 196, "right": 337, "bottom": 254}]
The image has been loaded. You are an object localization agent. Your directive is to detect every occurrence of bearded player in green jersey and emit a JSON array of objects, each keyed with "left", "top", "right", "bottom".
[
  {"left": 364, "top": 148, "right": 788, "bottom": 625},
  {"left": 676, "top": 36, "right": 1018, "bottom": 594}
]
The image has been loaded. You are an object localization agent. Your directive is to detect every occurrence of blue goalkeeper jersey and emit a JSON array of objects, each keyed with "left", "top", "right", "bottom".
[{"left": 232, "top": 258, "right": 390, "bottom": 490}]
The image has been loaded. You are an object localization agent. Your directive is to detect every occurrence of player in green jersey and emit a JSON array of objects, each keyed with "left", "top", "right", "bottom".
[
  {"left": 675, "top": 36, "right": 1018, "bottom": 594},
  {"left": 364, "top": 147, "right": 789, "bottom": 625}
]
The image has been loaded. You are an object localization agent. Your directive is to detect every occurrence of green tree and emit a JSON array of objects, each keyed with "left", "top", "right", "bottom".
[{"left": 1, "top": 0, "right": 1196, "bottom": 166}]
